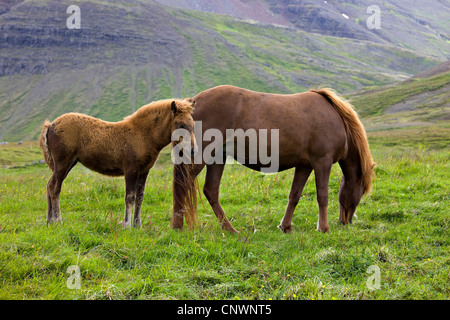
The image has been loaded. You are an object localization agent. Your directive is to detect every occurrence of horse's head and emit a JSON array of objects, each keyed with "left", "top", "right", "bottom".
[
  {"left": 171, "top": 100, "right": 198, "bottom": 159},
  {"left": 338, "top": 177, "right": 364, "bottom": 225}
]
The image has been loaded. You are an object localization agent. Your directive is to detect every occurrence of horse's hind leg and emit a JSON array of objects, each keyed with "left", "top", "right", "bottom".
[
  {"left": 313, "top": 160, "right": 333, "bottom": 233},
  {"left": 133, "top": 171, "right": 149, "bottom": 228},
  {"left": 278, "top": 166, "right": 312, "bottom": 233},
  {"left": 203, "top": 163, "right": 237, "bottom": 233}
]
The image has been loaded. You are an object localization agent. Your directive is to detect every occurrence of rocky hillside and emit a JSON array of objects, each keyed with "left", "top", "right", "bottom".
[
  {"left": 155, "top": 0, "right": 450, "bottom": 59},
  {"left": 0, "top": 0, "right": 447, "bottom": 140}
]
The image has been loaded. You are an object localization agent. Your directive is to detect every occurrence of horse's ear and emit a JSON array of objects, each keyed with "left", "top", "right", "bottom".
[{"left": 171, "top": 101, "right": 178, "bottom": 115}]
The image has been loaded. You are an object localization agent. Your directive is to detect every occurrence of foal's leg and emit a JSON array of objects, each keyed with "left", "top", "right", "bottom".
[
  {"left": 203, "top": 163, "right": 237, "bottom": 233},
  {"left": 123, "top": 169, "right": 138, "bottom": 228},
  {"left": 46, "top": 161, "right": 77, "bottom": 224},
  {"left": 278, "top": 166, "right": 312, "bottom": 233},
  {"left": 47, "top": 173, "right": 55, "bottom": 224},
  {"left": 313, "top": 160, "right": 333, "bottom": 233},
  {"left": 133, "top": 171, "right": 149, "bottom": 228}
]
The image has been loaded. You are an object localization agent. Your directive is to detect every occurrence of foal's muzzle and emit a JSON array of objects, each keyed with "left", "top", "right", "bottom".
[{"left": 191, "top": 136, "right": 199, "bottom": 157}]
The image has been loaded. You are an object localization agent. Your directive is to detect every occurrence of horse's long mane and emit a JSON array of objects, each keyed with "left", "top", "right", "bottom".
[{"left": 310, "top": 88, "right": 375, "bottom": 195}]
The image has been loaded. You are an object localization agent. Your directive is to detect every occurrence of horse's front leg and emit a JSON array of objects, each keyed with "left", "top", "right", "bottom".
[
  {"left": 278, "top": 166, "right": 312, "bottom": 233},
  {"left": 313, "top": 160, "right": 332, "bottom": 233},
  {"left": 133, "top": 171, "right": 149, "bottom": 228},
  {"left": 123, "top": 170, "right": 138, "bottom": 228}
]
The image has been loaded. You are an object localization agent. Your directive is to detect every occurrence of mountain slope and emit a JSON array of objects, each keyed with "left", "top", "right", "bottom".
[
  {"left": 155, "top": 0, "right": 450, "bottom": 60},
  {"left": 0, "top": 0, "right": 445, "bottom": 140},
  {"left": 348, "top": 61, "right": 450, "bottom": 131}
]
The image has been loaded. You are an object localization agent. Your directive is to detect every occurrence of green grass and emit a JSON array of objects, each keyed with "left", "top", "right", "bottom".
[
  {"left": 0, "top": 141, "right": 42, "bottom": 167},
  {"left": 0, "top": 127, "right": 449, "bottom": 300},
  {"left": 366, "top": 125, "right": 450, "bottom": 152}
]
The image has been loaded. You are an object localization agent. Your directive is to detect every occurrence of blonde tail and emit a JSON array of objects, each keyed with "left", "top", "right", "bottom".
[
  {"left": 39, "top": 120, "right": 54, "bottom": 171},
  {"left": 310, "top": 88, "right": 375, "bottom": 195}
]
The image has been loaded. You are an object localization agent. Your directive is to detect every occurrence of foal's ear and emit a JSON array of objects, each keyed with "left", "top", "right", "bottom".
[{"left": 171, "top": 101, "right": 178, "bottom": 115}]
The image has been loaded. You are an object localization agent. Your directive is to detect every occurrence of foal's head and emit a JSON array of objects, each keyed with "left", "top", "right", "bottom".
[{"left": 171, "top": 100, "right": 198, "bottom": 158}]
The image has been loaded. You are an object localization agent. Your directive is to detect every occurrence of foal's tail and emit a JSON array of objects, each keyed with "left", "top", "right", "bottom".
[
  {"left": 39, "top": 120, "right": 54, "bottom": 171},
  {"left": 310, "top": 88, "right": 375, "bottom": 195}
]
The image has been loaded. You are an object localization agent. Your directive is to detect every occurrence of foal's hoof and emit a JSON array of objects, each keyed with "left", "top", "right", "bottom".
[
  {"left": 47, "top": 218, "right": 62, "bottom": 225},
  {"left": 278, "top": 224, "right": 292, "bottom": 233},
  {"left": 133, "top": 221, "right": 142, "bottom": 229},
  {"left": 122, "top": 221, "right": 133, "bottom": 228}
]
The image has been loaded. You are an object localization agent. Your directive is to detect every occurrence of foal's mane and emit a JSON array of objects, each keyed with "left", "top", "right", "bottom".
[{"left": 125, "top": 99, "right": 193, "bottom": 122}]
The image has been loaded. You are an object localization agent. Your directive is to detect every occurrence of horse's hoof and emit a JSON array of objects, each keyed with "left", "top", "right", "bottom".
[
  {"left": 47, "top": 218, "right": 62, "bottom": 225},
  {"left": 222, "top": 223, "right": 238, "bottom": 234},
  {"left": 277, "top": 224, "right": 292, "bottom": 233},
  {"left": 316, "top": 223, "right": 329, "bottom": 233},
  {"left": 338, "top": 218, "right": 352, "bottom": 225},
  {"left": 227, "top": 226, "right": 238, "bottom": 234}
]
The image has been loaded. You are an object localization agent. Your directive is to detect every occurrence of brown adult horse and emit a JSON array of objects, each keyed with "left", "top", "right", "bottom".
[
  {"left": 40, "top": 99, "right": 197, "bottom": 227},
  {"left": 172, "top": 85, "right": 375, "bottom": 233}
]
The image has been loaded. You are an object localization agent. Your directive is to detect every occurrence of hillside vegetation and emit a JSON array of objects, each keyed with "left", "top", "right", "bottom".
[
  {"left": 0, "top": 0, "right": 445, "bottom": 141},
  {"left": 156, "top": 0, "right": 450, "bottom": 60},
  {"left": 349, "top": 65, "right": 449, "bottom": 129}
]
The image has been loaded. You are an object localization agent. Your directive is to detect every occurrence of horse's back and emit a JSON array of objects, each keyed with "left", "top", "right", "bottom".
[{"left": 192, "top": 85, "right": 348, "bottom": 169}]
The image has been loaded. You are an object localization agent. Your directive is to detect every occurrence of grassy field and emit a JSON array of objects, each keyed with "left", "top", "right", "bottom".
[{"left": 0, "top": 126, "right": 449, "bottom": 300}]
